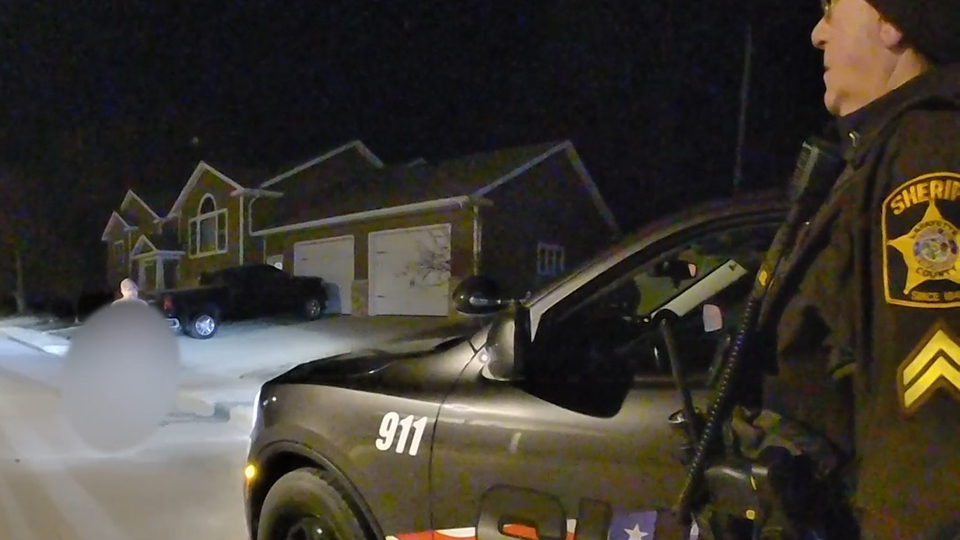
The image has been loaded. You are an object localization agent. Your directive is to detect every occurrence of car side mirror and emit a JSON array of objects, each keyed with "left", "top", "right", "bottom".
[
  {"left": 479, "top": 303, "right": 530, "bottom": 382},
  {"left": 653, "top": 258, "right": 698, "bottom": 288},
  {"left": 453, "top": 275, "right": 513, "bottom": 315}
]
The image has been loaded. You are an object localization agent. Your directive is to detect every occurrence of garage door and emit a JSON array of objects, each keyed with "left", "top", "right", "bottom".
[
  {"left": 369, "top": 224, "right": 452, "bottom": 316},
  {"left": 293, "top": 236, "right": 355, "bottom": 315}
]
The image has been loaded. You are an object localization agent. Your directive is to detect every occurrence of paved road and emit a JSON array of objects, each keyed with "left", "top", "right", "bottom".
[{"left": 0, "top": 337, "right": 251, "bottom": 540}]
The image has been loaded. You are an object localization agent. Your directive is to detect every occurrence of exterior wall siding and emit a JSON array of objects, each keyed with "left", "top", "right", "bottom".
[
  {"left": 261, "top": 206, "right": 475, "bottom": 316},
  {"left": 249, "top": 196, "right": 281, "bottom": 232},
  {"left": 125, "top": 227, "right": 141, "bottom": 284},
  {"left": 104, "top": 229, "right": 128, "bottom": 293},
  {"left": 123, "top": 200, "right": 156, "bottom": 229},
  {"left": 176, "top": 170, "right": 243, "bottom": 287},
  {"left": 240, "top": 194, "right": 263, "bottom": 265}
]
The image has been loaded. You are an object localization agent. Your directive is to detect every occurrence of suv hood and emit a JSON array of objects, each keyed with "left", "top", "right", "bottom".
[{"left": 266, "top": 317, "right": 490, "bottom": 388}]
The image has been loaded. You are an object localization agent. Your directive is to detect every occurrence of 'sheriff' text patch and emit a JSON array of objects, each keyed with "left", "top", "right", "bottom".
[
  {"left": 882, "top": 172, "right": 960, "bottom": 308},
  {"left": 898, "top": 319, "right": 960, "bottom": 416}
]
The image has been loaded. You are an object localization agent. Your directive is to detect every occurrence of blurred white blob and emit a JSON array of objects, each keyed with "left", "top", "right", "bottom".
[{"left": 59, "top": 301, "right": 181, "bottom": 453}]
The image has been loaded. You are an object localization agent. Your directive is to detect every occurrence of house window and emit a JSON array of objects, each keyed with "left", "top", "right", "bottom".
[
  {"left": 537, "top": 242, "right": 565, "bottom": 277},
  {"left": 188, "top": 194, "right": 228, "bottom": 257},
  {"left": 113, "top": 240, "right": 125, "bottom": 266}
]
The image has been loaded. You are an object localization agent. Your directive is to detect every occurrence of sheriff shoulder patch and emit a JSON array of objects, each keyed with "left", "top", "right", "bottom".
[
  {"left": 882, "top": 172, "right": 960, "bottom": 308},
  {"left": 898, "top": 319, "right": 960, "bottom": 416}
]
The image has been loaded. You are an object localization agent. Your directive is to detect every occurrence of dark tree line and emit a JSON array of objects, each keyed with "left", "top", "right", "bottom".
[{"left": 0, "top": 129, "right": 114, "bottom": 319}]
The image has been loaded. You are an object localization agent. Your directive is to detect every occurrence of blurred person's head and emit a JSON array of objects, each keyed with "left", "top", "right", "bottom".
[{"left": 119, "top": 278, "right": 139, "bottom": 299}]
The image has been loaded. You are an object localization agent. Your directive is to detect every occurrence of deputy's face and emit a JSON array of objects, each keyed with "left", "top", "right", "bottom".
[{"left": 811, "top": 0, "right": 894, "bottom": 116}]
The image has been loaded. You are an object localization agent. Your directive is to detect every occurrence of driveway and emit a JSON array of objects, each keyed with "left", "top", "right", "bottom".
[
  {"left": 5, "top": 311, "right": 488, "bottom": 392},
  {"left": 175, "top": 314, "right": 484, "bottom": 380},
  {"left": 1, "top": 312, "right": 489, "bottom": 431}
]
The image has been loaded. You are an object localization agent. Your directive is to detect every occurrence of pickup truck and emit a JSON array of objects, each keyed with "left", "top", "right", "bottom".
[{"left": 148, "top": 264, "right": 328, "bottom": 339}]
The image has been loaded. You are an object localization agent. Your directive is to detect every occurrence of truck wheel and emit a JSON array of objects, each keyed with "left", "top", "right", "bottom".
[
  {"left": 303, "top": 298, "right": 326, "bottom": 320},
  {"left": 187, "top": 311, "right": 219, "bottom": 339},
  {"left": 257, "top": 467, "right": 367, "bottom": 540}
]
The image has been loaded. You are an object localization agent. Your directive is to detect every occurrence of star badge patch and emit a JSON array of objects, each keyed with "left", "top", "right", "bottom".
[
  {"left": 898, "top": 320, "right": 960, "bottom": 416},
  {"left": 882, "top": 172, "right": 960, "bottom": 308}
]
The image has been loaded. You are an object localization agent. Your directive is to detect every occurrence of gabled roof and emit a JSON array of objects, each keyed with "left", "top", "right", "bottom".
[
  {"left": 209, "top": 163, "right": 275, "bottom": 188},
  {"left": 551, "top": 142, "right": 620, "bottom": 235},
  {"left": 130, "top": 232, "right": 184, "bottom": 256},
  {"left": 259, "top": 140, "right": 383, "bottom": 189},
  {"left": 136, "top": 186, "right": 179, "bottom": 221},
  {"left": 168, "top": 161, "right": 245, "bottom": 217},
  {"left": 119, "top": 189, "right": 162, "bottom": 222},
  {"left": 434, "top": 140, "right": 618, "bottom": 233},
  {"left": 101, "top": 211, "right": 136, "bottom": 241},
  {"left": 257, "top": 140, "right": 620, "bottom": 236}
]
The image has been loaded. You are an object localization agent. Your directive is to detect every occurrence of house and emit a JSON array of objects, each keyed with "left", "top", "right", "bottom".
[
  {"left": 101, "top": 189, "right": 176, "bottom": 293},
  {"left": 250, "top": 140, "right": 621, "bottom": 317},
  {"left": 101, "top": 141, "right": 379, "bottom": 294},
  {"left": 101, "top": 139, "right": 621, "bottom": 318}
]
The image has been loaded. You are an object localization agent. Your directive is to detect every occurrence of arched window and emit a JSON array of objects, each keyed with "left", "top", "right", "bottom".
[
  {"left": 199, "top": 195, "right": 215, "bottom": 215},
  {"left": 188, "top": 193, "right": 228, "bottom": 256}
]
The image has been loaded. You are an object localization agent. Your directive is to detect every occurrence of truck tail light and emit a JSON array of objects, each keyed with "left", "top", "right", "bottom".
[{"left": 163, "top": 295, "right": 173, "bottom": 311}]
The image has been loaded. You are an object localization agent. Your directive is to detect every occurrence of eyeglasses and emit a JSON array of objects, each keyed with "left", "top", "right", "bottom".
[{"left": 820, "top": 0, "right": 839, "bottom": 18}]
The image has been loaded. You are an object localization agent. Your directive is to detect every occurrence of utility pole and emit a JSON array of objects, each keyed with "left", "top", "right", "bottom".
[{"left": 733, "top": 13, "right": 754, "bottom": 194}]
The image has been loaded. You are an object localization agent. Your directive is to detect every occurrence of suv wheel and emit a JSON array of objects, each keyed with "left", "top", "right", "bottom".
[
  {"left": 258, "top": 468, "right": 366, "bottom": 540},
  {"left": 188, "top": 311, "right": 218, "bottom": 339}
]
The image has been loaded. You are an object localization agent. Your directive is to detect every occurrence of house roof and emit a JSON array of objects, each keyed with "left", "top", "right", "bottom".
[
  {"left": 259, "top": 140, "right": 619, "bottom": 235},
  {"left": 134, "top": 186, "right": 179, "bottom": 219},
  {"left": 210, "top": 163, "right": 275, "bottom": 188},
  {"left": 131, "top": 231, "right": 183, "bottom": 255},
  {"left": 167, "top": 161, "right": 245, "bottom": 217},
  {"left": 119, "top": 189, "right": 162, "bottom": 222},
  {"left": 260, "top": 140, "right": 383, "bottom": 189},
  {"left": 430, "top": 142, "right": 561, "bottom": 196},
  {"left": 101, "top": 211, "right": 134, "bottom": 241}
]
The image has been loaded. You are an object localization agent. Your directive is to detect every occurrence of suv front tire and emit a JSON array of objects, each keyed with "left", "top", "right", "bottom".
[{"left": 257, "top": 468, "right": 367, "bottom": 540}]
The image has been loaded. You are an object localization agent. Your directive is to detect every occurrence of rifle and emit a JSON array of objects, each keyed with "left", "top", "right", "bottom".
[{"left": 657, "top": 135, "right": 854, "bottom": 539}]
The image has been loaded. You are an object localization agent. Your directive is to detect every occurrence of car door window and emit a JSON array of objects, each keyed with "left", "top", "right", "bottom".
[{"left": 529, "top": 221, "right": 779, "bottom": 386}]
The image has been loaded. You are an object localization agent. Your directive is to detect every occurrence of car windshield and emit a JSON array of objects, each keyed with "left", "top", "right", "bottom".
[
  {"left": 523, "top": 197, "right": 785, "bottom": 330},
  {"left": 521, "top": 197, "right": 743, "bottom": 308},
  {"left": 530, "top": 217, "right": 780, "bottom": 342}
]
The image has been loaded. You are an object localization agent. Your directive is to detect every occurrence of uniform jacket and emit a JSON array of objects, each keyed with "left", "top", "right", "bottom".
[{"left": 757, "top": 64, "right": 960, "bottom": 539}]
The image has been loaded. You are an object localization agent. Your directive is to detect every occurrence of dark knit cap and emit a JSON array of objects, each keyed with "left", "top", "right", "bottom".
[{"left": 865, "top": 0, "right": 960, "bottom": 64}]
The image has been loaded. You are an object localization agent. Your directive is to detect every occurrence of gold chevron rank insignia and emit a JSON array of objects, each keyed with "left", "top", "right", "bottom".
[{"left": 898, "top": 320, "right": 960, "bottom": 416}]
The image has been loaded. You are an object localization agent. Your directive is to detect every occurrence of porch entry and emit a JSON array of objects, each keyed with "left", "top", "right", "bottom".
[
  {"left": 128, "top": 234, "right": 185, "bottom": 292},
  {"left": 131, "top": 255, "right": 181, "bottom": 292}
]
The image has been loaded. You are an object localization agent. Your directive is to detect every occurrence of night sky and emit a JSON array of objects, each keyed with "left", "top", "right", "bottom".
[{"left": 1, "top": 1, "right": 831, "bottom": 296}]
